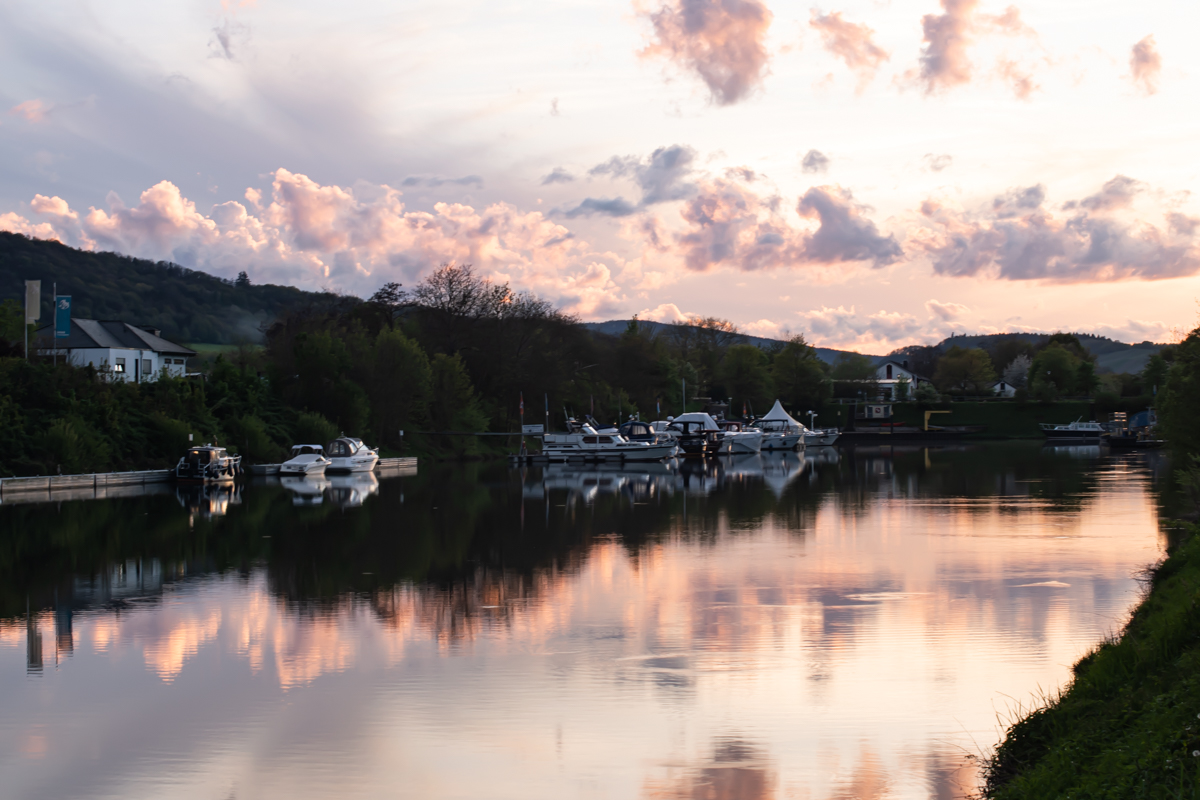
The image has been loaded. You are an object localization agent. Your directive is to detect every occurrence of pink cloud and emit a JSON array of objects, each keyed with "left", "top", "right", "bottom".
[
  {"left": 794, "top": 305, "right": 937, "bottom": 350},
  {"left": 925, "top": 299, "right": 970, "bottom": 320},
  {"left": 673, "top": 177, "right": 900, "bottom": 272},
  {"left": 911, "top": 177, "right": 1200, "bottom": 282},
  {"left": 8, "top": 99, "right": 50, "bottom": 122},
  {"left": 908, "top": 1, "right": 1039, "bottom": 97},
  {"left": 640, "top": 0, "right": 773, "bottom": 105},
  {"left": 1130, "top": 35, "right": 1161, "bottom": 96},
  {"left": 809, "top": 11, "right": 890, "bottom": 92},
  {"left": 0, "top": 170, "right": 632, "bottom": 317}
]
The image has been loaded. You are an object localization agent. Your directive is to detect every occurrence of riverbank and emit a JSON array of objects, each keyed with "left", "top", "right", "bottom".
[{"left": 985, "top": 522, "right": 1200, "bottom": 798}]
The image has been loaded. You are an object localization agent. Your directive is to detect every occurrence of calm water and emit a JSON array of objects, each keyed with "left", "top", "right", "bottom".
[{"left": 0, "top": 443, "right": 1169, "bottom": 800}]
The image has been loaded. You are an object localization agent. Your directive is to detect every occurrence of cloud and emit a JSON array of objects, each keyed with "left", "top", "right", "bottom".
[
  {"left": 639, "top": 302, "right": 694, "bottom": 323},
  {"left": 795, "top": 305, "right": 927, "bottom": 348},
  {"left": 909, "top": 1, "right": 1039, "bottom": 96},
  {"left": 567, "top": 144, "right": 698, "bottom": 217},
  {"left": 925, "top": 299, "right": 970, "bottom": 320},
  {"left": 923, "top": 153, "right": 953, "bottom": 172},
  {"left": 809, "top": 11, "right": 890, "bottom": 91},
  {"left": 912, "top": 177, "right": 1200, "bottom": 282},
  {"left": 1087, "top": 319, "right": 1174, "bottom": 344},
  {"left": 796, "top": 187, "right": 903, "bottom": 268},
  {"left": 540, "top": 167, "right": 575, "bottom": 185},
  {"left": 801, "top": 149, "right": 830, "bottom": 174},
  {"left": 400, "top": 175, "right": 484, "bottom": 188},
  {"left": 673, "top": 177, "right": 901, "bottom": 272},
  {"left": 0, "top": 169, "right": 632, "bottom": 317},
  {"left": 639, "top": 0, "right": 773, "bottom": 105},
  {"left": 8, "top": 99, "right": 51, "bottom": 122},
  {"left": 914, "top": 0, "right": 977, "bottom": 94},
  {"left": 1130, "top": 36, "right": 1161, "bottom": 95}
]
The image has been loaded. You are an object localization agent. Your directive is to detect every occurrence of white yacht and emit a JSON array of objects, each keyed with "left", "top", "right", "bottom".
[
  {"left": 1040, "top": 419, "right": 1106, "bottom": 442},
  {"left": 716, "top": 419, "right": 764, "bottom": 453},
  {"left": 542, "top": 423, "right": 678, "bottom": 462},
  {"left": 325, "top": 437, "right": 380, "bottom": 472},
  {"left": 280, "top": 444, "right": 332, "bottom": 476},
  {"left": 803, "top": 428, "right": 840, "bottom": 446},
  {"left": 751, "top": 401, "right": 806, "bottom": 451}
]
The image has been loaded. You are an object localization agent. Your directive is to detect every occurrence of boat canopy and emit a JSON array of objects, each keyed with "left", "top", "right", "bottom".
[
  {"left": 760, "top": 400, "right": 803, "bottom": 428},
  {"left": 291, "top": 444, "right": 326, "bottom": 455},
  {"left": 672, "top": 412, "right": 721, "bottom": 430}
]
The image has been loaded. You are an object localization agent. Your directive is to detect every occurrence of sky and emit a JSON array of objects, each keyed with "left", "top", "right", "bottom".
[{"left": 1, "top": 0, "right": 1196, "bottom": 352}]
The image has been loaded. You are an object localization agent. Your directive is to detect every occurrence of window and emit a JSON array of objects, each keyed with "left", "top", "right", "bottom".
[
  {"left": 173, "top": 358, "right": 184, "bottom": 365},
  {"left": 142, "top": 359, "right": 152, "bottom": 374},
  {"left": 886, "top": 365, "right": 893, "bottom": 379},
  {"left": 114, "top": 358, "right": 126, "bottom": 373},
  {"left": 599, "top": 436, "right": 613, "bottom": 444},
  {"left": 583, "top": 436, "right": 598, "bottom": 444}
]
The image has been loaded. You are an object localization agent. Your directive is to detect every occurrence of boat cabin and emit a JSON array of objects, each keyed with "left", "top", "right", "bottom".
[
  {"left": 290, "top": 444, "right": 326, "bottom": 456},
  {"left": 175, "top": 444, "right": 241, "bottom": 483},
  {"left": 618, "top": 420, "right": 657, "bottom": 441},
  {"left": 325, "top": 437, "right": 369, "bottom": 457}
]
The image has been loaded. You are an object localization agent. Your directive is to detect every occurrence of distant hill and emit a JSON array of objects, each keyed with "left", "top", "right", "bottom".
[
  {"left": 585, "top": 320, "right": 1167, "bottom": 373},
  {"left": 581, "top": 319, "right": 875, "bottom": 365},
  {"left": 935, "top": 332, "right": 1167, "bottom": 374},
  {"left": 0, "top": 233, "right": 338, "bottom": 345}
]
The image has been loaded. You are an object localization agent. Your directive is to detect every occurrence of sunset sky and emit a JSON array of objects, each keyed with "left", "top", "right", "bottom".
[{"left": 1, "top": 0, "right": 1196, "bottom": 351}]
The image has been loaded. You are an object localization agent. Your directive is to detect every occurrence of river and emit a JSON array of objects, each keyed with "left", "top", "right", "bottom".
[{"left": 0, "top": 442, "right": 1168, "bottom": 800}]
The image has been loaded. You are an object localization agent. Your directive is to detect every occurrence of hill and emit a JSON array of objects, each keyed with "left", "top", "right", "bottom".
[
  {"left": 586, "top": 320, "right": 1167, "bottom": 373},
  {"left": 0, "top": 233, "right": 338, "bottom": 345},
  {"left": 581, "top": 319, "right": 874, "bottom": 365}
]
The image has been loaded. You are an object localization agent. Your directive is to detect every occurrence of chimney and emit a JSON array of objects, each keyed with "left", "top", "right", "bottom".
[{"left": 139, "top": 325, "right": 162, "bottom": 337}]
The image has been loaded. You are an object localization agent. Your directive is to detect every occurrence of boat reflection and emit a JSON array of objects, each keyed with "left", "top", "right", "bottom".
[
  {"left": 280, "top": 475, "right": 331, "bottom": 506},
  {"left": 175, "top": 482, "right": 241, "bottom": 518},
  {"left": 326, "top": 473, "right": 379, "bottom": 507}
]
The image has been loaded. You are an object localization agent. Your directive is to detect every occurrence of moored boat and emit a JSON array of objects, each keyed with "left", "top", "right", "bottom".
[
  {"left": 280, "top": 444, "right": 332, "bottom": 476},
  {"left": 175, "top": 444, "right": 242, "bottom": 483},
  {"left": 1040, "top": 419, "right": 1105, "bottom": 442},
  {"left": 325, "top": 437, "right": 380, "bottom": 472},
  {"left": 542, "top": 421, "right": 678, "bottom": 462},
  {"left": 716, "top": 419, "right": 764, "bottom": 453},
  {"left": 751, "top": 401, "right": 806, "bottom": 451}
]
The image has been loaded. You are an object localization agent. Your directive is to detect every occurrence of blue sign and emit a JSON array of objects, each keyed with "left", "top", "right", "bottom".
[{"left": 55, "top": 295, "right": 71, "bottom": 339}]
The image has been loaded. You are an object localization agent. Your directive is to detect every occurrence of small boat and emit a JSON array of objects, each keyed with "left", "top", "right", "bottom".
[
  {"left": 281, "top": 444, "right": 332, "bottom": 476},
  {"left": 175, "top": 444, "right": 242, "bottom": 483},
  {"left": 716, "top": 419, "right": 764, "bottom": 454},
  {"left": 542, "top": 421, "right": 678, "bottom": 462},
  {"left": 803, "top": 428, "right": 840, "bottom": 447},
  {"left": 1040, "top": 419, "right": 1105, "bottom": 442},
  {"left": 325, "top": 437, "right": 380, "bottom": 472},
  {"left": 751, "top": 401, "right": 806, "bottom": 451}
]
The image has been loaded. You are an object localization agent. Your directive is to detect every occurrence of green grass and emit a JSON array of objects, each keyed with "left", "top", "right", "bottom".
[
  {"left": 186, "top": 343, "right": 260, "bottom": 354},
  {"left": 887, "top": 401, "right": 1095, "bottom": 438},
  {"left": 985, "top": 526, "right": 1200, "bottom": 799}
]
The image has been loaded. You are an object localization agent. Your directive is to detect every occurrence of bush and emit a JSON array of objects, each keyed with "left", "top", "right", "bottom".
[{"left": 292, "top": 411, "right": 338, "bottom": 447}]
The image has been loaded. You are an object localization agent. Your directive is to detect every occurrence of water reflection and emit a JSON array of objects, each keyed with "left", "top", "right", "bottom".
[{"left": 0, "top": 443, "right": 1169, "bottom": 800}]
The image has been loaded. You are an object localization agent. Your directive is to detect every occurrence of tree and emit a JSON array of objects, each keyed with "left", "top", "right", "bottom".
[
  {"left": 1029, "top": 344, "right": 1079, "bottom": 396},
  {"left": 831, "top": 352, "right": 876, "bottom": 381},
  {"left": 933, "top": 346, "right": 996, "bottom": 394},
  {"left": 718, "top": 344, "right": 774, "bottom": 416},
  {"left": 234, "top": 271, "right": 251, "bottom": 288},
  {"left": 894, "top": 375, "right": 910, "bottom": 401},
  {"left": 771, "top": 335, "right": 830, "bottom": 413},
  {"left": 369, "top": 329, "right": 432, "bottom": 446},
  {"left": 985, "top": 336, "right": 1037, "bottom": 377},
  {"left": 1142, "top": 354, "right": 1168, "bottom": 396},
  {"left": 1003, "top": 354, "right": 1032, "bottom": 389},
  {"left": 885, "top": 344, "right": 939, "bottom": 378},
  {"left": 1074, "top": 360, "right": 1098, "bottom": 396},
  {"left": 1157, "top": 329, "right": 1200, "bottom": 451}
]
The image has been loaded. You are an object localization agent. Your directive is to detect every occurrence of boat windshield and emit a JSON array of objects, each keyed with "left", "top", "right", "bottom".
[{"left": 291, "top": 445, "right": 325, "bottom": 456}]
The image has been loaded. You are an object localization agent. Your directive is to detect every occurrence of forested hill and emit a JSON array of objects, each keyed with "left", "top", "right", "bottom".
[
  {"left": 936, "top": 332, "right": 1166, "bottom": 373},
  {"left": 582, "top": 320, "right": 869, "bottom": 364},
  {"left": 0, "top": 233, "right": 338, "bottom": 345}
]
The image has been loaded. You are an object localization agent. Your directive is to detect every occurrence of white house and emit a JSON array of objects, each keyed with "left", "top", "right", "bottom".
[
  {"left": 993, "top": 380, "right": 1017, "bottom": 398},
  {"left": 874, "top": 360, "right": 932, "bottom": 401},
  {"left": 36, "top": 319, "right": 196, "bottom": 382}
]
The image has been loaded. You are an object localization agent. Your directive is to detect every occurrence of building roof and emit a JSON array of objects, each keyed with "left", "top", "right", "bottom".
[
  {"left": 35, "top": 319, "right": 196, "bottom": 357},
  {"left": 876, "top": 360, "right": 931, "bottom": 382}
]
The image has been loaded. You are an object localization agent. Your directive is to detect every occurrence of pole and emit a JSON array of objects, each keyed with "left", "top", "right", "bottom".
[
  {"left": 682, "top": 378, "right": 686, "bottom": 415},
  {"left": 544, "top": 393, "right": 549, "bottom": 433}
]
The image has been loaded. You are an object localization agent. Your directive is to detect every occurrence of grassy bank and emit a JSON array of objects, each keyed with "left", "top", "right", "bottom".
[
  {"left": 985, "top": 525, "right": 1200, "bottom": 798},
  {"left": 885, "top": 401, "right": 1094, "bottom": 438}
]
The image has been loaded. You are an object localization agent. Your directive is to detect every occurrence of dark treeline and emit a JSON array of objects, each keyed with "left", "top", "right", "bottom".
[{"left": 0, "top": 263, "right": 832, "bottom": 476}]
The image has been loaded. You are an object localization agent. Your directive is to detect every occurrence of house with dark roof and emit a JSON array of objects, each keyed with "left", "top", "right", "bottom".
[
  {"left": 35, "top": 319, "right": 196, "bottom": 382},
  {"left": 874, "top": 360, "right": 932, "bottom": 400}
]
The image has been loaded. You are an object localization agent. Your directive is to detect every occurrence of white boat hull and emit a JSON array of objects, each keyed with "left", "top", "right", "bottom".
[
  {"left": 727, "top": 432, "right": 763, "bottom": 454},
  {"left": 803, "top": 431, "right": 839, "bottom": 447},
  {"left": 280, "top": 460, "right": 329, "bottom": 475},
  {"left": 326, "top": 454, "right": 379, "bottom": 473},
  {"left": 761, "top": 433, "right": 803, "bottom": 450},
  {"left": 543, "top": 440, "right": 677, "bottom": 462}
]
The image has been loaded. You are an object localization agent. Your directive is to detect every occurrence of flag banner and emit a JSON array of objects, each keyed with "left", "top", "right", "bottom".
[
  {"left": 54, "top": 295, "right": 71, "bottom": 338},
  {"left": 25, "top": 281, "right": 40, "bottom": 323}
]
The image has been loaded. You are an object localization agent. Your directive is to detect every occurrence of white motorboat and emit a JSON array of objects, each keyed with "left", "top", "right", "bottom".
[
  {"left": 662, "top": 413, "right": 725, "bottom": 457},
  {"left": 542, "top": 422, "right": 678, "bottom": 462},
  {"left": 803, "top": 428, "right": 840, "bottom": 446},
  {"left": 1040, "top": 419, "right": 1105, "bottom": 442},
  {"left": 281, "top": 444, "right": 332, "bottom": 476},
  {"left": 751, "top": 401, "right": 806, "bottom": 451},
  {"left": 325, "top": 437, "right": 380, "bottom": 472},
  {"left": 716, "top": 419, "right": 764, "bottom": 454}
]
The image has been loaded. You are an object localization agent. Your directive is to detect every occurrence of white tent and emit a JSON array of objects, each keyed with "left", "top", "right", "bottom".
[{"left": 760, "top": 400, "right": 803, "bottom": 428}]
